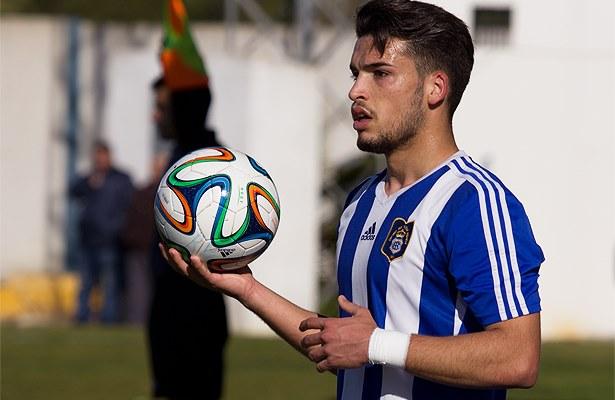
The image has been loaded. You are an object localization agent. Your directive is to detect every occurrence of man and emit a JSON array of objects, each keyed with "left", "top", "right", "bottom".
[
  {"left": 71, "top": 140, "right": 133, "bottom": 323},
  {"left": 147, "top": 1, "right": 229, "bottom": 396},
  {"left": 120, "top": 152, "right": 168, "bottom": 324},
  {"left": 161, "top": 1, "right": 544, "bottom": 399},
  {"left": 147, "top": 77, "right": 228, "bottom": 400}
]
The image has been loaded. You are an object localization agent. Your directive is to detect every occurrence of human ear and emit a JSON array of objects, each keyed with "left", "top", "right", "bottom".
[{"left": 426, "top": 71, "right": 448, "bottom": 109}]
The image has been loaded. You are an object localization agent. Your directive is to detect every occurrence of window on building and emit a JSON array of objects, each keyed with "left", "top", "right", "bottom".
[{"left": 474, "top": 7, "right": 512, "bottom": 46}]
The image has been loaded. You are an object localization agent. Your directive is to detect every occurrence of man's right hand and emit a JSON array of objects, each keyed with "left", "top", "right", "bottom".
[{"left": 159, "top": 243, "right": 256, "bottom": 302}]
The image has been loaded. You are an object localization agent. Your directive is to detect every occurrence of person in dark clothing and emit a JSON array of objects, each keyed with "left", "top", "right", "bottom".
[
  {"left": 121, "top": 153, "right": 168, "bottom": 324},
  {"left": 71, "top": 140, "right": 133, "bottom": 323},
  {"left": 147, "top": 77, "right": 228, "bottom": 399}
]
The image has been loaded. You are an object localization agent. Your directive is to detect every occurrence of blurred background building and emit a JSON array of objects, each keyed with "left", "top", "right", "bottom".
[{"left": 1, "top": 0, "right": 613, "bottom": 339}]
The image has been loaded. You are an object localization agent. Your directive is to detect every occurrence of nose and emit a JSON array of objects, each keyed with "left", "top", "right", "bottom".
[
  {"left": 348, "top": 74, "right": 367, "bottom": 102},
  {"left": 153, "top": 108, "right": 164, "bottom": 124}
]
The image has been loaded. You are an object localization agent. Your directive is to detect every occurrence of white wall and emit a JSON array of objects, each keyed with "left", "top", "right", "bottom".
[
  {"left": 103, "top": 51, "right": 158, "bottom": 185},
  {"left": 0, "top": 18, "right": 65, "bottom": 276},
  {"left": 435, "top": 0, "right": 615, "bottom": 51},
  {"left": 439, "top": 0, "right": 615, "bottom": 338},
  {"left": 210, "top": 57, "right": 321, "bottom": 334},
  {"left": 457, "top": 49, "right": 615, "bottom": 339}
]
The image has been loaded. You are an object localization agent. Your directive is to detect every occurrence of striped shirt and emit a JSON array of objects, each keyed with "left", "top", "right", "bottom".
[{"left": 336, "top": 151, "right": 544, "bottom": 400}]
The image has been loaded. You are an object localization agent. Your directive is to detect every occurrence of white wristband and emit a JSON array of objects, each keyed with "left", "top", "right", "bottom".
[{"left": 368, "top": 328, "right": 411, "bottom": 368}]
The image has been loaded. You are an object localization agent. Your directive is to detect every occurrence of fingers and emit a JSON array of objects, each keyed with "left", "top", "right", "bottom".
[
  {"left": 302, "top": 335, "right": 331, "bottom": 371},
  {"left": 306, "top": 345, "right": 326, "bottom": 363},
  {"left": 159, "top": 243, "right": 190, "bottom": 276},
  {"left": 301, "top": 331, "right": 324, "bottom": 348},
  {"left": 158, "top": 243, "right": 170, "bottom": 263},
  {"left": 299, "top": 317, "right": 326, "bottom": 332},
  {"left": 161, "top": 246, "right": 207, "bottom": 283},
  {"left": 189, "top": 255, "right": 210, "bottom": 276},
  {"left": 338, "top": 295, "right": 362, "bottom": 316},
  {"left": 316, "top": 359, "right": 331, "bottom": 373},
  {"left": 169, "top": 249, "right": 189, "bottom": 272},
  {"left": 300, "top": 308, "right": 375, "bottom": 372},
  {"left": 185, "top": 263, "right": 205, "bottom": 285}
]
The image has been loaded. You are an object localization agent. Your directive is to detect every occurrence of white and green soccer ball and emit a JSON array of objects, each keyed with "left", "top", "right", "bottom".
[{"left": 154, "top": 147, "right": 280, "bottom": 270}]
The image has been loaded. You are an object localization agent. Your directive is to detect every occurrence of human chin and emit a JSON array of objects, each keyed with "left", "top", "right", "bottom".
[{"left": 356, "top": 132, "right": 394, "bottom": 154}]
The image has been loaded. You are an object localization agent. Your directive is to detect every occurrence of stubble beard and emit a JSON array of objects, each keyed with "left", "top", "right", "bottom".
[{"left": 356, "top": 85, "right": 425, "bottom": 155}]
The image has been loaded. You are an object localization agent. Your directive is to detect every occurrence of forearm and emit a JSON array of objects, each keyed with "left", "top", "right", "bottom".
[
  {"left": 241, "top": 280, "right": 319, "bottom": 355},
  {"left": 162, "top": 247, "right": 321, "bottom": 356},
  {"left": 404, "top": 314, "right": 540, "bottom": 388}
]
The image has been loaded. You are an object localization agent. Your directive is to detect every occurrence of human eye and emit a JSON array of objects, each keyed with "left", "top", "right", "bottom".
[{"left": 374, "top": 69, "right": 389, "bottom": 78}]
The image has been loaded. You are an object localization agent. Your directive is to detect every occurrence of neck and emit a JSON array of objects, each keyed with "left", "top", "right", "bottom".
[
  {"left": 384, "top": 119, "right": 458, "bottom": 195},
  {"left": 95, "top": 166, "right": 111, "bottom": 175}
]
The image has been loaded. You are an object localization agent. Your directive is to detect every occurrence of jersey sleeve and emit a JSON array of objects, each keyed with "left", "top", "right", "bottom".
[{"left": 446, "top": 182, "right": 544, "bottom": 327}]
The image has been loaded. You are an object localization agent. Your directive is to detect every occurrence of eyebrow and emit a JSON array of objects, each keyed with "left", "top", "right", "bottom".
[{"left": 349, "top": 61, "right": 395, "bottom": 72}]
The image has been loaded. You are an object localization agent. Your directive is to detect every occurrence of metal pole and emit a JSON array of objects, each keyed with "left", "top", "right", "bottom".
[
  {"left": 92, "top": 23, "right": 106, "bottom": 141},
  {"left": 65, "top": 17, "right": 80, "bottom": 271},
  {"left": 295, "top": 0, "right": 315, "bottom": 62},
  {"left": 224, "top": 0, "right": 239, "bottom": 51}
]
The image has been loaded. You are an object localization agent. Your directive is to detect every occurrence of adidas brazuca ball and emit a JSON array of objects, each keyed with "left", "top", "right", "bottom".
[{"left": 154, "top": 147, "right": 280, "bottom": 271}]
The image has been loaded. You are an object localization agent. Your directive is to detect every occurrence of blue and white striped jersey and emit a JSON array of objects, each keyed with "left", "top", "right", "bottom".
[{"left": 336, "top": 151, "right": 544, "bottom": 400}]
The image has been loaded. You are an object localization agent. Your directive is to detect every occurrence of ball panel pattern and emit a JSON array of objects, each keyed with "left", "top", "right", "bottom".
[{"left": 154, "top": 147, "right": 280, "bottom": 270}]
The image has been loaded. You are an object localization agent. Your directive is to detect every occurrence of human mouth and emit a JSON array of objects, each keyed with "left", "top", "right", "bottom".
[{"left": 351, "top": 105, "right": 373, "bottom": 131}]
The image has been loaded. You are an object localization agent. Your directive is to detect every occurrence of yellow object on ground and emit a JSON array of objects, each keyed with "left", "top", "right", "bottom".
[{"left": 0, "top": 272, "right": 83, "bottom": 321}]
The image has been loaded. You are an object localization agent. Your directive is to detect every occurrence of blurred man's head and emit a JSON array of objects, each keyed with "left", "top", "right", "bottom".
[
  {"left": 169, "top": 86, "right": 212, "bottom": 136},
  {"left": 151, "top": 76, "right": 213, "bottom": 143},
  {"left": 152, "top": 76, "right": 175, "bottom": 139},
  {"left": 93, "top": 140, "right": 112, "bottom": 172}
]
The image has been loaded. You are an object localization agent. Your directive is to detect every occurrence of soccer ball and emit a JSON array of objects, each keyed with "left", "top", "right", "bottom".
[{"left": 154, "top": 147, "right": 280, "bottom": 271}]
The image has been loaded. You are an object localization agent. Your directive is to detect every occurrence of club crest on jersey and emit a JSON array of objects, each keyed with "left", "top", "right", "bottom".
[{"left": 381, "top": 217, "right": 414, "bottom": 262}]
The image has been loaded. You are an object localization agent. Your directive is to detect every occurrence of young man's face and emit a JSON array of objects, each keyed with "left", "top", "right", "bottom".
[
  {"left": 349, "top": 36, "right": 425, "bottom": 155},
  {"left": 93, "top": 147, "right": 111, "bottom": 172},
  {"left": 153, "top": 85, "right": 175, "bottom": 139}
]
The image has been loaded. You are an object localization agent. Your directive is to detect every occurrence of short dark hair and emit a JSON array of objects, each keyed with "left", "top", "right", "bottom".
[
  {"left": 93, "top": 139, "right": 110, "bottom": 153},
  {"left": 356, "top": 0, "right": 474, "bottom": 117}
]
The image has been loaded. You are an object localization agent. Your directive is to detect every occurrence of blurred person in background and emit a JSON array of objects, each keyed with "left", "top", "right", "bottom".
[
  {"left": 120, "top": 152, "right": 168, "bottom": 324},
  {"left": 161, "top": 1, "right": 544, "bottom": 399},
  {"left": 147, "top": 77, "right": 228, "bottom": 400},
  {"left": 70, "top": 140, "right": 134, "bottom": 324},
  {"left": 146, "top": 1, "right": 228, "bottom": 398}
]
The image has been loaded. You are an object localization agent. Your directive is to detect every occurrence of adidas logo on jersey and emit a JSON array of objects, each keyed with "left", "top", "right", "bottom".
[
  {"left": 219, "top": 248, "right": 235, "bottom": 258},
  {"left": 360, "top": 222, "right": 376, "bottom": 240}
]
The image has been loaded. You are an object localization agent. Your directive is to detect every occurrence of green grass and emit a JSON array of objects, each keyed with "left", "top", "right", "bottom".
[
  {"left": 1, "top": 325, "right": 150, "bottom": 400},
  {"left": 224, "top": 337, "right": 336, "bottom": 400},
  {"left": 509, "top": 341, "right": 614, "bottom": 400},
  {"left": 1, "top": 325, "right": 612, "bottom": 399},
  {"left": 0, "top": 325, "right": 335, "bottom": 400}
]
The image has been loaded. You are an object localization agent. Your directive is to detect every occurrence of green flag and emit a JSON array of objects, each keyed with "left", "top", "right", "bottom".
[{"left": 160, "top": 0, "right": 209, "bottom": 90}]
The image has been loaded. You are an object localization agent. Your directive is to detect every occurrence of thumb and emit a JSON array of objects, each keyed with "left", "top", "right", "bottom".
[{"left": 338, "top": 295, "right": 361, "bottom": 316}]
